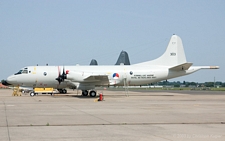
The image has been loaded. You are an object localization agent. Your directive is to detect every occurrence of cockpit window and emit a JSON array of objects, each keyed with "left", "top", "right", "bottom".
[
  {"left": 14, "top": 70, "right": 23, "bottom": 75},
  {"left": 22, "top": 70, "right": 28, "bottom": 74},
  {"left": 14, "top": 68, "right": 28, "bottom": 75}
]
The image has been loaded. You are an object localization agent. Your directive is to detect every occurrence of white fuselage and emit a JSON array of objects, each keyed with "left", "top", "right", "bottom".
[
  {"left": 5, "top": 35, "right": 217, "bottom": 91},
  {"left": 6, "top": 65, "right": 198, "bottom": 90}
]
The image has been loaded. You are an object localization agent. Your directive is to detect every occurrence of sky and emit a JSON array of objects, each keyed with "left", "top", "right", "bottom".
[{"left": 1, "top": 0, "right": 225, "bottom": 83}]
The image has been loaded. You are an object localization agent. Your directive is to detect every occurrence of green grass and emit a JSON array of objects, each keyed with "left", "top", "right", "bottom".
[{"left": 210, "top": 87, "right": 225, "bottom": 91}]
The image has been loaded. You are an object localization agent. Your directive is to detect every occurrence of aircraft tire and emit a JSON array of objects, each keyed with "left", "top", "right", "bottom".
[
  {"left": 58, "top": 89, "right": 63, "bottom": 93},
  {"left": 89, "top": 90, "right": 96, "bottom": 97},
  {"left": 62, "top": 89, "right": 67, "bottom": 94},
  {"left": 82, "top": 90, "right": 88, "bottom": 96},
  {"left": 30, "top": 92, "right": 35, "bottom": 97}
]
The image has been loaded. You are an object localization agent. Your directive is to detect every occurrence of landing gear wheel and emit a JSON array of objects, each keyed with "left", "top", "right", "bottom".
[
  {"left": 58, "top": 89, "right": 67, "bottom": 94},
  {"left": 82, "top": 90, "right": 88, "bottom": 96},
  {"left": 89, "top": 90, "right": 96, "bottom": 97},
  {"left": 58, "top": 89, "right": 63, "bottom": 93},
  {"left": 30, "top": 92, "right": 35, "bottom": 97},
  {"left": 62, "top": 89, "right": 67, "bottom": 94}
]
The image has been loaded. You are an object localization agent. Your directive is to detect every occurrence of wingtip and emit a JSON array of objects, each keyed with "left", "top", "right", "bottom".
[{"left": 210, "top": 66, "right": 219, "bottom": 69}]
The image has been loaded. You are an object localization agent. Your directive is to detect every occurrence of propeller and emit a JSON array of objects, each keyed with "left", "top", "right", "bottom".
[{"left": 56, "top": 66, "right": 67, "bottom": 84}]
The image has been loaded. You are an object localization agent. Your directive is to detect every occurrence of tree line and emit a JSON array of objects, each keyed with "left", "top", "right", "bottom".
[{"left": 156, "top": 81, "right": 225, "bottom": 87}]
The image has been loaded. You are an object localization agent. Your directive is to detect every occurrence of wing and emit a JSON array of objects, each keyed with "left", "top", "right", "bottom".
[
  {"left": 66, "top": 70, "right": 110, "bottom": 87},
  {"left": 169, "top": 62, "right": 193, "bottom": 71},
  {"left": 66, "top": 74, "right": 109, "bottom": 90},
  {"left": 83, "top": 75, "right": 109, "bottom": 84}
]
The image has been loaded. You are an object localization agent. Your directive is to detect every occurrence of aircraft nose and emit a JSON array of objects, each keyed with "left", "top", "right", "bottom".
[
  {"left": 1, "top": 79, "right": 11, "bottom": 86},
  {"left": 4, "top": 75, "right": 17, "bottom": 86}
]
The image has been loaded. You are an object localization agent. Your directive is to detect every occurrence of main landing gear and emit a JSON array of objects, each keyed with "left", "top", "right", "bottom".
[
  {"left": 58, "top": 89, "right": 67, "bottom": 94},
  {"left": 82, "top": 90, "right": 97, "bottom": 97}
]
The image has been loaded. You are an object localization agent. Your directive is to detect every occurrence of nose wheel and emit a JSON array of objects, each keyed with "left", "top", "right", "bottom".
[{"left": 30, "top": 91, "right": 36, "bottom": 97}]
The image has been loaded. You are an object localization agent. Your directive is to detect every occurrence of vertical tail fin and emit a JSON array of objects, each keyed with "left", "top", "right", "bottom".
[
  {"left": 135, "top": 35, "right": 187, "bottom": 66},
  {"left": 90, "top": 59, "right": 98, "bottom": 65},
  {"left": 115, "top": 51, "right": 131, "bottom": 65}
]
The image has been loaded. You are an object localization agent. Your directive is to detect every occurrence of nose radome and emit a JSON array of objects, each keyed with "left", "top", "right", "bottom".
[
  {"left": 6, "top": 75, "right": 17, "bottom": 84},
  {"left": 1, "top": 79, "right": 11, "bottom": 86}
]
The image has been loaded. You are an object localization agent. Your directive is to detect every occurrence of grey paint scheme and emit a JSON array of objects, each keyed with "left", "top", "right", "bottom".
[{"left": 115, "top": 51, "right": 131, "bottom": 65}]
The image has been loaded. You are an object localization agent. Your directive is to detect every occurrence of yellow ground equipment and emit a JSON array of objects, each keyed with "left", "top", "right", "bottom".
[
  {"left": 12, "top": 86, "right": 22, "bottom": 96},
  {"left": 30, "top": 88, "right": 54, "bottom": 97}
]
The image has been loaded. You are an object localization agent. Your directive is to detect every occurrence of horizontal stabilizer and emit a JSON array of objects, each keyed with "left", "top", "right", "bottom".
[
  {"left": 169, "top": 63, "right": 193, "bottom": 71},
  {"left": 209, "top": 66, "right": 219, "bottom": 69},
  {"left": 192, "top": 66, "right": 220, "bottom": 69}
]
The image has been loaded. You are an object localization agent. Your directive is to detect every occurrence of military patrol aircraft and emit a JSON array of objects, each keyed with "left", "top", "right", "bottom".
[{"left": 3, "top": 35, "right": 219, "bottom": 97}]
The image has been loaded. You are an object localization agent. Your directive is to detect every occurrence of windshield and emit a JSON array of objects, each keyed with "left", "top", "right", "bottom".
[
  {"left": 14, "top": 68, "right": 28, "bottom": 75},
  {"left": 14, "top": 70, "right": 23, "bottom": 75}
]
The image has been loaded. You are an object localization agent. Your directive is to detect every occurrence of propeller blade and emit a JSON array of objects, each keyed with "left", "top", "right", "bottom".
[
  {"left": 55, "top": 66, "right": 67, "bottom": 84},
  {"left": 62, "top": 66, "right": 67, "bottom": 79}
]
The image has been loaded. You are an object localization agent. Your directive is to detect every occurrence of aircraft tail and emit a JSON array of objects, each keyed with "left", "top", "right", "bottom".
[
  {"left": 115, "top": 51, "right": 131, "bottom": 65},
  {"left": 90, "top": 59, "right": 98, "bottom": 65},
  {"left": 135, "top": 35, "right": 188, "bottom": 66}
]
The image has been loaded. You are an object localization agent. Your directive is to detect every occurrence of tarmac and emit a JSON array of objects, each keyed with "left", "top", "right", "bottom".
[{"left": 0, "top": 88, "right": 225, "bottom": 141}]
